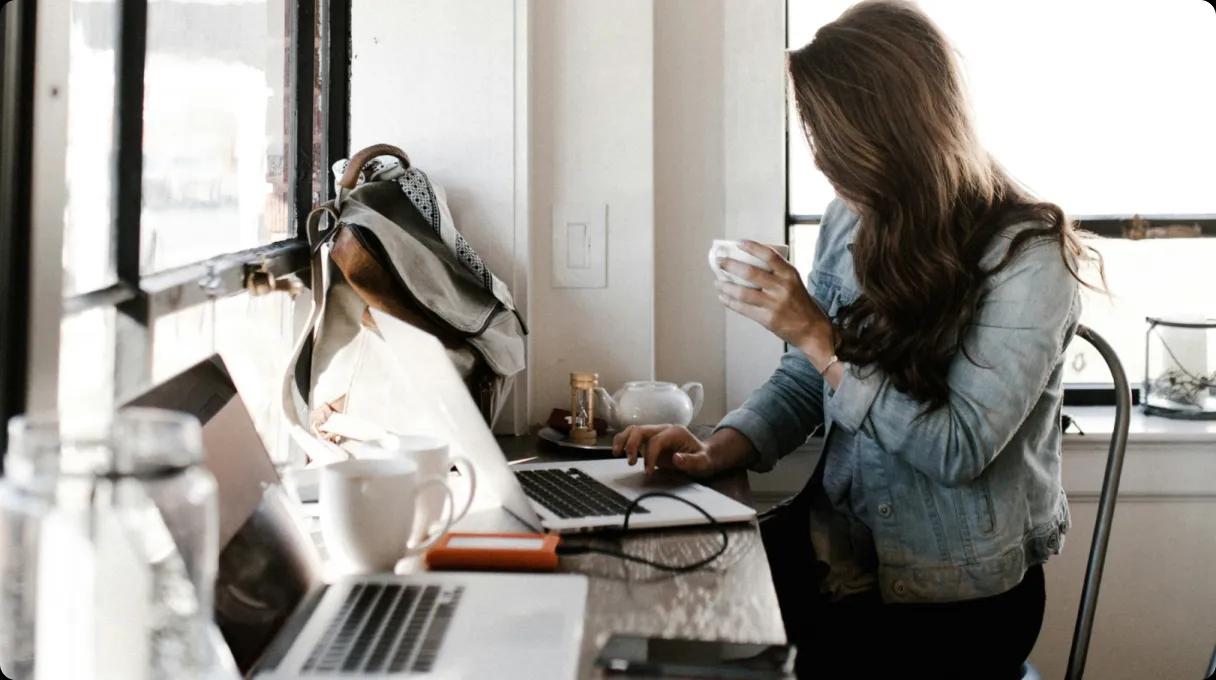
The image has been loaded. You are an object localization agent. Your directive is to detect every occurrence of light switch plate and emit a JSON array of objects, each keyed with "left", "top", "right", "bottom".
[{"left": 552, "top": 203, "right": 607, "bottom": 288}]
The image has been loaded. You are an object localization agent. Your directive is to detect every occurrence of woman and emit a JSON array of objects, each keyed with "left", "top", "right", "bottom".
[{"left": 613, "top": 2, "right": 1101, "bottom": 677}]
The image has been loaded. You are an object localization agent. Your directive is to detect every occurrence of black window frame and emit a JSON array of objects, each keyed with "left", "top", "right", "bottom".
[
  {"left": 0, "top": 0, "right": 352, "bottom": 465},
  {"left": 0, "top": 0, "right": 38, "bottom": 464},
  {"left": 782, "top": 1, "right": 1214, "bottom": 407},
  {"left": 64, "top": 0, "right": 352, "bottom": 352}
]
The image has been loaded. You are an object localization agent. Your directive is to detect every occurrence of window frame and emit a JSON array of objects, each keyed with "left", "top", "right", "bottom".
[
  {"left": 0, "top": 0, "right": 353, "bottom": 465},
  {"left": 0, "top": 0, "right": 38, "bottom": 463},
  {"left": 783, "top": 1, "right": 1216, "bottom": 407},
  {"left": 62, "top": 0, "right": 350, "bottom": 349}
]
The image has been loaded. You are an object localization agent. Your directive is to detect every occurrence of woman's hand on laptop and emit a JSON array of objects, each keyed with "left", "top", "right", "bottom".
[{"left": 613, "top": 425, "right": 718, "bottom": 477}]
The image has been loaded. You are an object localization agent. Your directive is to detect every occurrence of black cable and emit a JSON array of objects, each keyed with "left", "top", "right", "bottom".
[{"left": 555, "top": 491, "right": 730, "bottom": 573}]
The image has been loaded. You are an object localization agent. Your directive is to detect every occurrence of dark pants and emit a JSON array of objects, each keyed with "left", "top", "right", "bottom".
[{"left": 761, "top": 498, "right": 1045, "bottom": 679}]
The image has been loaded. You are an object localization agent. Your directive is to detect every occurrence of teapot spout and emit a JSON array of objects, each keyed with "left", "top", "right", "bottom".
[{"left": 594, "top": 386, "right": 619, "bottom": 430}]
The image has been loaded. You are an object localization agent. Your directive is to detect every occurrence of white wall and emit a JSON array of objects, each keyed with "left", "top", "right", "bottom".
[
  {"left": 653, "top": 0, "right": 727, "bottom": 423},
  {"left": 721, "top": 0, "right": 787, "bottom": 409},
  {"left": 528, "top": 0, "right": 657, "bottom": 423},
  {"left": 350, "top": 0, "right": 517, "bottom": 282},
  {"left": 528, "top": 0, "right": 786, "bottom": 424},
  {"left": 350, "top": 0, "right": 527, "bottom": 432},
  {"left": 351, "top": 0, "right": 788, "bottom": 429}
]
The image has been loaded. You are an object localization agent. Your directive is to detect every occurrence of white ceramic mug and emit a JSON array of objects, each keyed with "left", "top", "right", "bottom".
[
  {"left": 320, "top": 458, "right": 455, "bottom": 574},
  {"left": 361, "top": 434, "right": 477, "bottom": 544},
  {"left": 707, "top": 239, "right": 791, "bottom": 289}
]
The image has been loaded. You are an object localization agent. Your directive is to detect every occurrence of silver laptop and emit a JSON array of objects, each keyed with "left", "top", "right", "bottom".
[
  {"left": 130, "top": 357, "right": 587, "bottom": 679},
  {"left": 368, "top": 309, "right": 757, "bottom": 534}
]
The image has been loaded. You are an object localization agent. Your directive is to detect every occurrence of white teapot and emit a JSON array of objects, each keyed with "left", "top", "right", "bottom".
[{"left": 594, "top": 381, "right": 704, "bottom": 430}]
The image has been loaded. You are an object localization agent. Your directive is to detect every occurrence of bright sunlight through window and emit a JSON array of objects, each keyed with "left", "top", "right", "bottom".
[{"left": 787, "top": 0, "right": 1216, "bottom": 387}]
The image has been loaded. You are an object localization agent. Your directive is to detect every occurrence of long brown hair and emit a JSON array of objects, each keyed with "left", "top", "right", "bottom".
[{"left": 788, "top": 0, "right": 1102, "bottom": 408}]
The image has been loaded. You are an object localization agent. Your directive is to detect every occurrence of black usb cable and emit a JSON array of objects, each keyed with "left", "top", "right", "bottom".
[{"left": 555, "top": 491, "right": 730, "bottom": 573}]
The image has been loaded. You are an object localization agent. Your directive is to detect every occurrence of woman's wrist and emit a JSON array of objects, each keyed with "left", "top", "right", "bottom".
[
  {"left": 795, "top": 321, "right": 836, "bottom": 372},
  {"left": 793, "top": 319, "right": 845, "bottom": 388},
  {"left": 704, "top": 428, "right": 757, "bottom": 473}
]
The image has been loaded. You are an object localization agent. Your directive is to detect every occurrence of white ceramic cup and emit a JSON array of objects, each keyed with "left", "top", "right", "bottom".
[
  {"left": 707, "top": 239, "right": 791, "bottom": 289},
  {"left": 360, "top": 434, "right": 477, "bottom": 545},
  {"left": 320, "top": 457, "right": 454, "bottom": 574}
]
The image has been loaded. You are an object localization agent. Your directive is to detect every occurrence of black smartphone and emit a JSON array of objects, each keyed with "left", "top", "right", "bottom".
[{"left": 595, "top": 634, "right": 796, "bottom": 679}]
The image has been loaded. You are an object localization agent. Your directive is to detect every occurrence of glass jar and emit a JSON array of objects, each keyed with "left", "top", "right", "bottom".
[
  {"left": 102, "top": 408, "right": 219, "bottom": 678},
  {"left": 0, "top": 416, "right": 63, "bottom": 679},
  {"left": 2, "top": 408, "right": 222, "bottom": 679},
  {"left": 109, "top": 408, "right": 219, "bottom": 619},
  {"left": 1144, "top": 316, "right": 1216, "bottom": 419}
]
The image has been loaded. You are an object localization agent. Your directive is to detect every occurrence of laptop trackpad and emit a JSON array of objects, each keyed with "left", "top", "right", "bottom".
[{"left": 609, "top": 468, "right": 696, "bottom": 492}]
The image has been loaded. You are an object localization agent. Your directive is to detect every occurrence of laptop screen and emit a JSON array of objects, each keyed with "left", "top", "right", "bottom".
[{"left": 125, "top": 356, "right": 323, "bottom": 672}]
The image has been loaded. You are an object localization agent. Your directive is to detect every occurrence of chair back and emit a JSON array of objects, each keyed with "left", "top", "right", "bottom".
[{"left": 1065, "top": 325, "right": 1131, "bottom": 680}]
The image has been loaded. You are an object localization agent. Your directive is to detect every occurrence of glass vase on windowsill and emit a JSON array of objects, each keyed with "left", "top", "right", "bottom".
[{"left": 1143, "top": 316, "right": 1216, "bottom": 420}]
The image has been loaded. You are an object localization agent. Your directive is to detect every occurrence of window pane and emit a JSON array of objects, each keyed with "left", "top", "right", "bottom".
[
  {"left": 59, "top": 307, "right": 117, "bottom": 422},
  {"left": 788, "top": 223, "right": 820, "bottom": 281},
  {"left": 1065, "top": 238, "right": 1216, "bottom": 385},
  {"left": 789, "top": 226, "right": 1216, "bottom": 388},
  {"left": 62, "top": 0, "right": 118, "bottom": 296},
  {"left": 213, "top": 292, "right": 301, "bottom": 467},
  {"left": 150, "top": 291, "right": 302, "bottom": 466},
  {"left": 787, "top": 0, "right": 1216, "bottom": 216},
  {"left": 787, "top": 97, "right": 835, "bottom": 216},
  {"left": 142, "top": 0, "right": 291, "bottom": 273},
  {"left": 788, "top": 1, "right": 1216, "bottom": 388}
]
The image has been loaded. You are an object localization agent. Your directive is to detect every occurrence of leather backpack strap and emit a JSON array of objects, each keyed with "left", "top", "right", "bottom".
[{"left": 280, "top": 202, "right": 340, "bottom": 430}]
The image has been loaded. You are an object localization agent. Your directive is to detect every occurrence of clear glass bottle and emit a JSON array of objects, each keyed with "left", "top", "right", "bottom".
[
  {"left": 0, "top": 416, "right": 63, "bottom": 679},
  {"left": 102, "top": 407, "right": 220, "bottom": 679},
  {"left": 1, "top": 408, "right": 223, "bottom": 679}
]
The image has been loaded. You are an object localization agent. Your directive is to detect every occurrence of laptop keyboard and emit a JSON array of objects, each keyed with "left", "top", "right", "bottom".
[
  {"left": 301, "top": 583, "right": 464, "bottom": 675},
  {"left": 515, "top": 468, "right": 650, "bottom": 519}
]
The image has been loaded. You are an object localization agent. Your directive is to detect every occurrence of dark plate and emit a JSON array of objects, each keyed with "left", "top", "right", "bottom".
[{"left": 537, "top": 426, "right": 616, "bottom": 452}]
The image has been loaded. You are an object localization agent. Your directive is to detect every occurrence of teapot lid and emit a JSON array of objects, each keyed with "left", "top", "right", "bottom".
[{"left": 622, "top": 380, "right": 677, "bottom": 390}]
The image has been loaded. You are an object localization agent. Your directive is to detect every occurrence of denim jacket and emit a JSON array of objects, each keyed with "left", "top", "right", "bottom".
[{"left": 718, "top": 199, "right": 1079, "bottom": 604}]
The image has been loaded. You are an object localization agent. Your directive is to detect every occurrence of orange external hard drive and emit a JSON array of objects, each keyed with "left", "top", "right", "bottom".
[{"left": 424, "top": 532, "right": 561, "bottom": 572}]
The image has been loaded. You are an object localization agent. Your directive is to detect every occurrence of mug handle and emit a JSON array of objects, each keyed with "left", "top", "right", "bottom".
[
  {"left": 448, "top": 456, "right": 478, "bottom": 524},
  {"left": 403, "top": 478, "right": 455, "bottom": 555}
]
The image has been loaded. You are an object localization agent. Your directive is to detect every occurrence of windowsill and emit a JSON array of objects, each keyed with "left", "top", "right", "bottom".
[{"left": 1064, "top": 405, "right": 1216, "bottom": 444}]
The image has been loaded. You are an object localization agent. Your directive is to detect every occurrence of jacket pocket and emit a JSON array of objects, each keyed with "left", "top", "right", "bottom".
[
  {"left": 810, "top": 272, "right": 858, "bottom": 322},
  {"left": 965, "top": 478, "right": 997, "bottom": 536}
]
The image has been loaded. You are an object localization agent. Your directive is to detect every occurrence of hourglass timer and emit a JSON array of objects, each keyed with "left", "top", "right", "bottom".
[{"left": 569, "top": 372, "right": 599, "bottom": 444}]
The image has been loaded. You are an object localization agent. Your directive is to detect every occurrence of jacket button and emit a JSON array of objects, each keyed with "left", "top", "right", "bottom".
[
  {"left": 878, "top": 503, "right": 892, "bottom": 518},
  {"left": 892, "top": 580, "right": 907, "bottom": 597}
]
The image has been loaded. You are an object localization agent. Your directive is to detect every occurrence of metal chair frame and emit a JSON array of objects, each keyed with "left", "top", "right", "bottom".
[{"left": 1062, "top": 325, "right": 1131, "bottom": 680}]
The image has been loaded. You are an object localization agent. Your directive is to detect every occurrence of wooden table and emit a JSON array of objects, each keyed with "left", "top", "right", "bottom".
[{"left": 493, "top": 435, "right": 787, "bottom": 679}]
